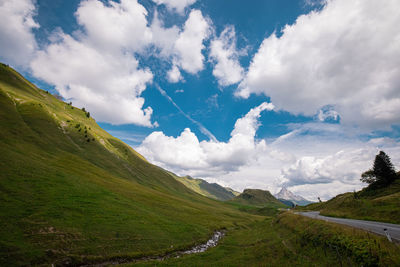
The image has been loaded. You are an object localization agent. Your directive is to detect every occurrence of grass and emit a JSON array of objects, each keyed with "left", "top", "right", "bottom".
[
  {"left": 0, "top": 64, "right": 255, "bottom": 266},
  {"left": 277, "top": 212, "right": 400, "bottom": 266},
  {"left": 296, "top": 180, "right": 400, "bottom": 224},
  {"left": 128, "top": 212, "right": 400, "bottom": 266},
  {"left": 168, "top": 173, "right": 237, "bottom": 201}
]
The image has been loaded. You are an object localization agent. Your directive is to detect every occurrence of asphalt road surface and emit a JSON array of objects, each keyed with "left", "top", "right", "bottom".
[{"left": 296, "top": 211, "right": 400, "bottom": 242}]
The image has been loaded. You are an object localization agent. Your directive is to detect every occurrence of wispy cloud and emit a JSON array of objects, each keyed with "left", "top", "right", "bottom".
[{"left": 154, "top": 83, "right": 217, "bottom": 142}]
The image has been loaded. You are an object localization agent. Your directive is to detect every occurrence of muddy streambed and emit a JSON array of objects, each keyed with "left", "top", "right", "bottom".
[{"left": 79, "top": 230, "right": 225, "bottom": 266}]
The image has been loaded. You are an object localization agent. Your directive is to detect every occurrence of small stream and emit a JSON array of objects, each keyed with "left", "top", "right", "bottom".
[
  {"left": 79, "top": 230, "right": 225, "bottom": 266},
  {"left": 181, "top": 230, "right": 225, "bottom": 255}
]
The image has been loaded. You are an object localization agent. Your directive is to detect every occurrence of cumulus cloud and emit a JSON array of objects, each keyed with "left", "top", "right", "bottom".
[
  {"left": 150, "top": 11, "right": 180, "bottom": 58},
  {"left": 31, "top": 0, "right": 156, "bottom": 126},
  {"left": 76, "top": 0, "right": 152, "bottom": 53},
  {"left": 137, "top": 111, "right": 400, "bottom": 200},
  {"left": 238, "top": 0, "right": 400, "bottom": 129},
  {"left": 209, "top": 25, "right": 244, "bottom": 87},
  {"left": 152, "top": 0, "right": 196, "bottom": 14},
  {"left": 281, "top": 148, "right": 376, "bottom": 186},
  {"left": 137, "top": 102, "right": 274, "bottom": 176},
  {"left": 171, "top": 9, "right": 211, "bottom": 75},
  {"left": 0, "top": 0, "right": 39, "bottom": 66},
  {"left": 167, "top": 64, "right": 183, "bottom": 83}
]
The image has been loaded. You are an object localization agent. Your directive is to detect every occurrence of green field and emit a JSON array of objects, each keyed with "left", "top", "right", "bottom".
[{"left": 1, "top": 63, "right": 399, "bottom": 266}]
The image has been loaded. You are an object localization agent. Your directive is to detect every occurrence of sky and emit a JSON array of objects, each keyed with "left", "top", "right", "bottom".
[{"left": 1, "top": 0, "right": 400, "bottom": 201}]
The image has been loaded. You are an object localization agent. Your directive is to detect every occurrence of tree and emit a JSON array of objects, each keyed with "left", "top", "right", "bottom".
[
  {"left": 360, "top": 169, "right": 376, "bottom": 184},
  {"left": 360, "top": 151, "right": 397, "bottom": 187},
  {"left": 373, "top": 151, "right": 397, "bottom": 185}
]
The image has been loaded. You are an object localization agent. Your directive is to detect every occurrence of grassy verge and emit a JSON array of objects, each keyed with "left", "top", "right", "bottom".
[
  {"left": 277, "top": 212, "right": 400, "bottom": 266},
  {"left": 296, "top": 181, "right": 400, "bottom": 224},
  {"left": 126, "top": 212, "right": 400, "bottom": 266}
]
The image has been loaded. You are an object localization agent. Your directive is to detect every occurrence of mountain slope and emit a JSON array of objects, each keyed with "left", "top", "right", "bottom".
[
  {"left": 170, "top": 174, "right": 239, "bottom": 201},
  {"left": 297, "top": 179, "right": 400, "bottom": 224},
  {"left": 0, "top": 64, "right": 254, "bottom": 266},
  {"left": 231, "top": 189, "right": 286, "bottom": 207},
  {"left": 275, "top": 187, "right": 313, "bottom": 206}
]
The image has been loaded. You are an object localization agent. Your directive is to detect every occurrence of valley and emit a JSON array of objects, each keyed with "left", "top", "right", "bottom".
[{"left": 1, "top": 64, "right": 400, "bottom": 266}]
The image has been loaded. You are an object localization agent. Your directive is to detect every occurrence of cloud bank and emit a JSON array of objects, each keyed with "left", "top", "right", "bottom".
[
  {"left": 238, "top": 0, "right": 400, "bottom": 129},
  {"left": 138, "top": 102, "right": 274, "bottom": 176}
]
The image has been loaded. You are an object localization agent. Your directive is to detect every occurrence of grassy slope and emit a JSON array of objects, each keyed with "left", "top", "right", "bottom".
[
  {"left": 0, "top": 64, "right": 256, "bottom": 266},
  {"left": 133, "top": 212, "right": 400, "bottom": 266},
  {"left": 170, "top": 174, "right": 238, "bottom": 201},
  {"left": 231, "top": 188, "right": 286, "bottom": 207},
  {"left": 228, "top": 189, "right": 288, "bottom": 216},
  {"left": 296, "top": 180, "right": 400, "bottom": 224}
]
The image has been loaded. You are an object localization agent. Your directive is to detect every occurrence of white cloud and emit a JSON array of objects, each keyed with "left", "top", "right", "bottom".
[
  {"left": 209, "top": 26, "right": 244, "bottom": 86},
  {"left": 137, "top": 102, "right": 274, "bottom": 176},
  {"left": 150, "top": 11, "right": 180, "bottom": 58},
  {"left": 31, "top": 33, "right": 154, "bottom": 126},
  {"left": 152, "top": 0, "right": 196, "bottom": 14},
  {"left": 173, "top": 9, "right": 211, "bottom": 74},
  {"left": 281, "top": 148, "right": 375, "bottom": 186},
  {"left": 30, "top": 0, "right": 157, "bottom": 126},
  {"left": 138, "top": 112, "right": 400, "bottom": 200},
  {"left": 167, "top": 64, "right": 183, "bottom": 83},
  {"left": 76, "top": 0, "right": 152, "bottom": 53},
  {"left": 0, "top": 0, "right": 39, "bottom": 66},
  {"left": 238, "top": 0, "right": 400, "bottom": 129},
  {"left": 317, "top": 106, "right": 339, "bottom": 122}
]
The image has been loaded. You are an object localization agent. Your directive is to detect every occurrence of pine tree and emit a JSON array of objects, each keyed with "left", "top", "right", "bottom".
[
  {"left": 373, "top": 151, "right": 397, "bottom": 185},
  {"left": 361, "top": 151, "right": 397, "bottom": 187}
]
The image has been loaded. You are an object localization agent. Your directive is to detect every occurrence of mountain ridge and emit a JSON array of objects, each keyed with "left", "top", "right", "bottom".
[
  {"left": 275, "top": 187, "right": 313, "bottom": 206},
  {"left": 168, "top": 173, "right": 239, "bottom": 201}
]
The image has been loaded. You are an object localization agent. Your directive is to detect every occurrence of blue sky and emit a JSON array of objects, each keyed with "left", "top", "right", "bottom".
[{"left": 1, "top": 0, "right": 399, "bottom": 200}]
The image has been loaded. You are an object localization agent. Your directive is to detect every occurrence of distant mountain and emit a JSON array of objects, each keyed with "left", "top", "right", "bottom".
[
  {"left": 170, "top": 174, "right": 239, "bottom": 201},
  {"left": 275, "top": 187, "right": 313, "bottom": 206},
  {"left": 232, "top": 189, "right": 287, "bottom": 207},
  {"left": 278, "top": 199, "right": 296, "bottom": 208}
]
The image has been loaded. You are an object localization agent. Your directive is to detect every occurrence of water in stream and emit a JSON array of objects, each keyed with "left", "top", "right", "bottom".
[{"left": 80, "top": 230, "right": 225, "bottom": 266}]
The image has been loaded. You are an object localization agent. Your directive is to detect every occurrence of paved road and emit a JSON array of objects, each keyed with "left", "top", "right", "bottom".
[{"left": 296, "top": 211, "right": 400, "bottom": 242}]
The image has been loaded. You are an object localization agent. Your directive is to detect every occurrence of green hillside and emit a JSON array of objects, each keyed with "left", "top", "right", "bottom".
[
  {"left": 231, "top": 189, "right": 285, "bottom": 206},
  {"left": 0, "top": 63, "right": 255, "bottom": 266},
  {"left": 228, "top": 189, "right": 288, "bottom": 216},
  {"left": 297, "top": 179, "right": 400, "bottom": 224},
  {"left": 170, "top": 174, "right": 239, "bottom": 201}
]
